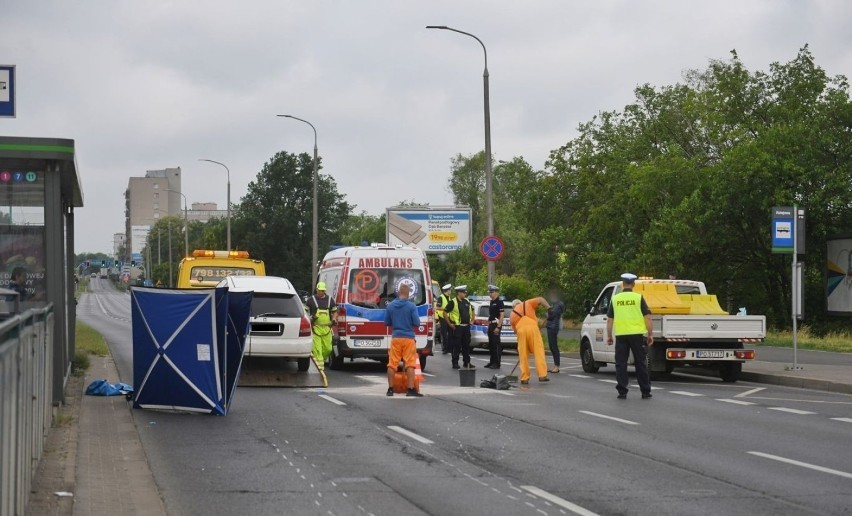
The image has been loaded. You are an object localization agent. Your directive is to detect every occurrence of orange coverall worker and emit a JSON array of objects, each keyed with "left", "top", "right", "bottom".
[{"left": 510, "top": 297, "right": 551, "bottom": 383}]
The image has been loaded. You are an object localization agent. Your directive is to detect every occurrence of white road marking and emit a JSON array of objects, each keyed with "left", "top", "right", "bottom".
[
  {"left": 670, "top": 391, "right": 704, "bottom": 397},
  {"left": 716, "top": 399, "right": 756, "bottom": 406},
  {"left": 570, "top": 374, "right": 591, "bottom": 378},
  {"left": 768, "top": 407, "right": 816, "bottom": 415},
  {"left": 748, "top": 451, "right": 852, "bottom": 479},
  {"left": 831, "top": 417, "right": 852, "bottom": 423},
  {"left": 735, "top": 387, "right": 765, "bottom": 398},
  {"left": 318, "top": 394, "right": 346, "bottom": 406},
  {"left": 598, "top": 379, "right": 618, "bottom": 384},
  {"left": 494, "top": 390, "right": 516, "bottom": 396},
  {"left": 578, "top": 410, "right": 639, "bottom": 426},
  {"left": 387, "top": 425, "right": 433, "bottom": 444},
  {"left": 521, "top": 485, "right": 601, "bottom": 516},
  {"left": 422, "top": 372, "right": 436, "bottom": 377}
]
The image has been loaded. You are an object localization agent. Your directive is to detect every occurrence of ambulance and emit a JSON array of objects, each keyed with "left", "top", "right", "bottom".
[
  {"left": 176, "top": 250, "right": 266, "bottom": 289},
  {"left": 317, "top": 244, "right": 434, "bottom": 370}
]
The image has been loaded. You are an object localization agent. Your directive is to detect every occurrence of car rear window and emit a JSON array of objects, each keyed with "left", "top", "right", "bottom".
[{"left": 250, "top": 293, "right": 304, "bottom": 318}]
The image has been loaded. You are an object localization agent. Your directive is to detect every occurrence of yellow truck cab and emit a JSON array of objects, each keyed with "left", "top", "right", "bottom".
[{"left": 176, "top": 250, "right": 266, "bottom": 288}]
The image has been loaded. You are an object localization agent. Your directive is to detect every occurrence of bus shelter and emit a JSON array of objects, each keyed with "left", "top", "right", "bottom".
[{"left": 0, "top": 136, "right": 83, "bottom": 402}]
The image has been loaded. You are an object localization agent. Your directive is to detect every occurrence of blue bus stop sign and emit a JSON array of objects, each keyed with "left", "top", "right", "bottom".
[{"left": 479, "top": 235, "right": 505, "bottom": 262}]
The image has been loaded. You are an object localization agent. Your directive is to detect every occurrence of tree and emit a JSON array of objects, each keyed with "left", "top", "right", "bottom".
[
  {"left": 232, "top": 151, "right": 352, "bottom": 290},
  {"left": 338, "top": 211, "right": 385, "bottom": 246}
]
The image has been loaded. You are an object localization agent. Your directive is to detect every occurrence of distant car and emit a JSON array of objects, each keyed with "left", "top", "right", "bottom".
[
  {"left": 90, "top": 273, "right": 97, "bottom": 278},
  {"left": 470, "top": 299, "right": 518, "bottom": 350},
  {"left": 216, "top": 275, "right": 313, "bottom": 371}
]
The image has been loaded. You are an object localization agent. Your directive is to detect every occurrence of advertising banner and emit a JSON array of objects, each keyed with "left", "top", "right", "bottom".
[
  {"left": 827, "top": 235, "right": 852, "bottom": 316},
  {"left": 386, "top": 207, "right": 471, "bottom": 254}
]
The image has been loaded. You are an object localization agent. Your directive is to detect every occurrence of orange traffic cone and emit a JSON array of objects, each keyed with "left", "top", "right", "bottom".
[{"left": 414, "top": 357, "right": 424, "bottom": 384}]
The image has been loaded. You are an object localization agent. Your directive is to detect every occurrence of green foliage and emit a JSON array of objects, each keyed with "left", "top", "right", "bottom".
[
  {"left": 232, "top": 151, "right": 352, "bottom": 290},
  {"left": 338, "top": 211, "right": 385, "bottom": 246}
]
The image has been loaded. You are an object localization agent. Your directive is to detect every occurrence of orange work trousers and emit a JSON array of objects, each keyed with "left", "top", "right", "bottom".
[{"left": 516, "top": 317, "right": 548, "bottom": 382}]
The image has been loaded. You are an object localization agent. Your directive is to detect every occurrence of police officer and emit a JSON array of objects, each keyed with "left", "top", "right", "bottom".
[
  {"left": 606, "top": 273, "right": 654, "bottom": 399},
  {"left": 305, "top": 281, "right": 338, "bottom": 371},
  {"left": 436, "top": 283, "right": 453, "bottom": 353},
  {"left": 443, "top": 285, "right": 475, "bottom": 369},
  {"left": 483, "top": 284, "right": 505, "bottom": 369}
]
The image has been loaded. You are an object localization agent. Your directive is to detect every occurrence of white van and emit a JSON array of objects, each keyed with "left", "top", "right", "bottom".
[
  {"left": 217, "top": 275, "right": 313, "bottom": 371},
  {"left": 317, "top": 244, "right": 434, "bottom": 370}
]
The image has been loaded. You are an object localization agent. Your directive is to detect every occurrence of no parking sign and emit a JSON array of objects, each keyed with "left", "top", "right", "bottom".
[{"left": 479, "top": 235, "right": 504, "bottom": 262}]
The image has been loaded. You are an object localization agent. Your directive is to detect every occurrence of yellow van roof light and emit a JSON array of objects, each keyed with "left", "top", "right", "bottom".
[{"left": 192, "top": 249, "right": 251, "bottom": 259}]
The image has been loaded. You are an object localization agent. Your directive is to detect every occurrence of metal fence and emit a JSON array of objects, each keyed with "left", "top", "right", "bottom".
[{"left": 0, "top": 306, "right": 54, "bottom": 516}]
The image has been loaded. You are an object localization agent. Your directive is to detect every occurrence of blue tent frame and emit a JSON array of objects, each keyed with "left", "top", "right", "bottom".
[{"left": 130, "top": 286, "right": 252, "bottom": 415}]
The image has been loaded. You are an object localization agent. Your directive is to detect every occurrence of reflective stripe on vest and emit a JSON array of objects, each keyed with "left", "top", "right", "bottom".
[
  {"left": 612, "top": 291, "right": 647, "bottom": 336},
  {"left": 312, "top": 295, "right": 333, "bottom": 336}
]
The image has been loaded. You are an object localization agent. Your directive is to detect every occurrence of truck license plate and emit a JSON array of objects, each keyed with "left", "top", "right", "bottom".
[
  {"left": 352, "top": 339, "right": 382, "bottom": 348},
  {"left": 696, "top": 350, "right": 725, "bottom": 358}
]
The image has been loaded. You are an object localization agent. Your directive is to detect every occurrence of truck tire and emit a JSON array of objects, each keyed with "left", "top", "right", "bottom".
[
  {"left": 719, "top": 362, "right": 742, "bottom": 382},
  {"left": 297, "top": 358, "right": 310, "bottom": 372},
  {"left": 580, "top": 340, "right": 600, "bottom": 373}
]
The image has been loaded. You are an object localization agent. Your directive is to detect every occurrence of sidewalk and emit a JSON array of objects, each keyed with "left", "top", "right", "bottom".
[
  {"left": 26, "top": 350, "right": 852, "bottom": 515},
  {"left": 26, "top": 354, "right": 165, "bottom": 516}
]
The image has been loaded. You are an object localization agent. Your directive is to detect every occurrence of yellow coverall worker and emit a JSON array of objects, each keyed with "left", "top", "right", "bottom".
[
  {"left": 510, "top": 297, "right": 551, "bottom": 384},
  {"left": 307, "top": 283, "right": 337, "bottom": 370}
]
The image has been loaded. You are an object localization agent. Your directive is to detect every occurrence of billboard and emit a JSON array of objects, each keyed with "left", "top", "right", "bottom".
[
  {"left": 386, "top": 207, "right": 471, "bottom": 254},
  {"left": 826, "top": 234, "right": 852, "bottom": 316},
  {"left": 131, "top": 225, "right": 151, "bottom": 255}
]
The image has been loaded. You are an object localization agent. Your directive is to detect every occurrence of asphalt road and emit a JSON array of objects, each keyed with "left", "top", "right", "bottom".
[{"left": 79, "top": 280, "right": 852, "bottom": 515}]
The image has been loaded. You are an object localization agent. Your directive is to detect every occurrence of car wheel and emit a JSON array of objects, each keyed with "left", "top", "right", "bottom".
[
  {"left": 580, "top": 340, "right": 599, "bottom": 373},
  {"left": 297, "top": 358, "right": 310, "bottom": 372}
]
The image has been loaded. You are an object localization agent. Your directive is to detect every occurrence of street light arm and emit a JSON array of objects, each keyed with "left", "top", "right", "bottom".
[
  {"left": 198, "top": 158, "right": 232, "bottom": 251},
  {"left": 277, "top": 113, "right": 320, "bottom": 285},
  {"left": 426, "top": 25, "right": 488, "bottom": 72}
]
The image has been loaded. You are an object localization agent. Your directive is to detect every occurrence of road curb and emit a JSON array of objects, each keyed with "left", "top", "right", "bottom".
[{"left": 683, "top": 368, "right": 852, "bottom": 395}]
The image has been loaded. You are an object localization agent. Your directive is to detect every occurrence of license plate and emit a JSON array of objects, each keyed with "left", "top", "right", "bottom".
[
  {"left": 352, "top": 339, "right": 382, "bottom": 348},
  {"left": 696, "top": 350, "right": 725, "bottom": 358}
]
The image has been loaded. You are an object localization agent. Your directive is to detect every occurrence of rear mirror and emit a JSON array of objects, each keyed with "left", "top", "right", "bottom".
[{"left": 583, "top": 299, "right": 592, "bottom": 314}]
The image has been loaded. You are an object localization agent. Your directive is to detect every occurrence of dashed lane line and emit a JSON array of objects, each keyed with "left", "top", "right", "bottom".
[
  {"left": 318, "top": 394, "right": 346, "bottom": 406},
  {"left": 716, "top": 399, "right": 756, "bottom": 406},
  {"left": 748, "top": 451, "right": 852, "bottom": 480},
  {"left": 767, "top": 407, "right": 816, "bottom": 415},
  {"left": 521, "top": 485, "right": 601, "bottom": 516},
  {"left": 669, "top": 391, "right": 704, "bottom": 397},
  {"left": 387, "top": 425, "right": 433, "bottom": 444},
  {"left": 735, "top": 387, "right": 765, "bottom": 398},
  {"left": 578, "top": 410, "right": 639, "bottom": 426},
  {"left": 831, "top": 418, "right": 852, "bottom": 423}
]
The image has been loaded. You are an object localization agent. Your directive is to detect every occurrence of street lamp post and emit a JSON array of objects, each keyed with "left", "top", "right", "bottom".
[
  {"left": 198, "top": 159, "right": 231, "bottom": 251},
  {"left": 167, "top": 189, "right": 189, "bottom": 258},
  {"left": 277, "top": 114, "right": 319, "bottom": 284},
  {"left": 167, "top": 219, "right": 172, "bottom": 287},
  {"left": 426, "top": 25, "right": 495, "bottom": 284}
]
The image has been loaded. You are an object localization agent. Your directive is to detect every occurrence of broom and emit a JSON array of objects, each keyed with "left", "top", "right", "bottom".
[{"left": 505, "top": 359, "right": 520, "bottom": 383}]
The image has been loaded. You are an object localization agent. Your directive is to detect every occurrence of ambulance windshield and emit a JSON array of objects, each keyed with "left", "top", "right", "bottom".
[{"left": 347, "top": 268, "right": 426, "bottom": 308}]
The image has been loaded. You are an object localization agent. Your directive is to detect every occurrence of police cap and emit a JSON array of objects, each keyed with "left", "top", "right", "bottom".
[
  {"left": 442, "top": 283, "right": 452, "bottom": 291},
  {"left": 620, "top": 273, "right": 638, "bottom": 283},
  {"left": 454, "top": 285, "right": 468, "bottom": 292},
  {"left": 487, "top": 284, "right": 500, "bottom": 292}
]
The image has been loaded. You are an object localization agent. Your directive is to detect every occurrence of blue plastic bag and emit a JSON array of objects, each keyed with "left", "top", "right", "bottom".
[{"left": 85, "top": 379, "right": 134, "bottom": 396}]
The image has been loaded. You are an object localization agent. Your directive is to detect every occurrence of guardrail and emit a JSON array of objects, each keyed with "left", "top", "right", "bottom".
[{"left": 0, "top": 306, "right": 54, "bottom": 516}]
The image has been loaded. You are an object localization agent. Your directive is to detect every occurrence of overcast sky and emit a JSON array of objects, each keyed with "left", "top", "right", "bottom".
[{"left": 2, "top": 1, "right": 850, "bottom": 255}]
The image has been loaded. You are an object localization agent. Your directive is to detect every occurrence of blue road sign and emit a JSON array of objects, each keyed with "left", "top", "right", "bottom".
[
  {"left": 480, "top": 235, "right": 505, "bottom": 261},
  {"left": 0, "top": 65, "right": 15, "bottom": 118}
]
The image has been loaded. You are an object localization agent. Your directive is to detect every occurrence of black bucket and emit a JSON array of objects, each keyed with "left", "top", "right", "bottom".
[{"left": 459, "top": 369, "right": 476, "bottom": 387}]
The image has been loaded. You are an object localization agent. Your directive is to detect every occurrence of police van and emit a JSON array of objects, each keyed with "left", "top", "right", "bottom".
[{"left": 316, "top": 244, "right": 434, "bottom": 370}]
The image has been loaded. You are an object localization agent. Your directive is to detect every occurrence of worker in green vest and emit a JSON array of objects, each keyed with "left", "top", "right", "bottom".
[
  {"left": 606, "top": 273, "right": 654, "bottom": 399},
  {"left": 435, "top": 283, "right": 452, "bottom": 353},
  {"left": 306, "top": 281, "right": 337, "bottom": 370}
]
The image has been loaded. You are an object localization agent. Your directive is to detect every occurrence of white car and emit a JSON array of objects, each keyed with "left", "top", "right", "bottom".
[
  {"left": 469, "top": 299, "right": 518, "bottom": 350},
  {"left": 217, "top": 275, "right": 314, "bottom": 371}
]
